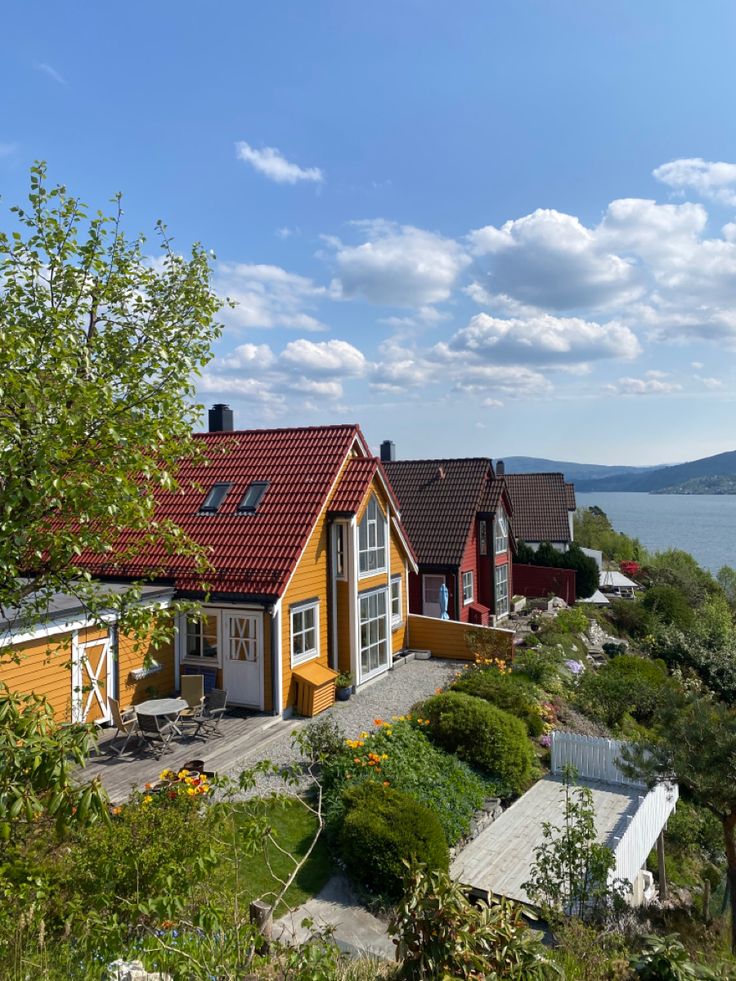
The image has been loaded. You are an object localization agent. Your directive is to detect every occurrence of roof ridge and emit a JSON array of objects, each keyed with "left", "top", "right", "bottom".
[
  {"left": 384, "top": 456, "right": 492, "bottom": 465},
  {"left": 193, "top": 423, "right": 359, "bottom": 438}
]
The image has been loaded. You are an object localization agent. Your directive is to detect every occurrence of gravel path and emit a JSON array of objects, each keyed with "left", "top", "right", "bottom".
[{"left": 220, "top": 657, "right": 462, "bottom": 793}]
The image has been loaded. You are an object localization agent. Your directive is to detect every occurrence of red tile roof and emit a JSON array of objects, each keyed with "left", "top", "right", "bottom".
[
  {"left": 504, "top": 473, "right": 572, "bottom": 545},
  {"left": 383, "top": 458, "right": 502, "bottom": 567},
  {"left": 328, "top": 456, "right": 379, "bottom": 513},
  {"left": 79, "top": 425, "right": 361, "bottom": 596}
]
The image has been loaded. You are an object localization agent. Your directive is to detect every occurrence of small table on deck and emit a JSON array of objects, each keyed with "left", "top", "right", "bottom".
[{"left": 135, "top": 697, "right": 187, "bottom": 734}]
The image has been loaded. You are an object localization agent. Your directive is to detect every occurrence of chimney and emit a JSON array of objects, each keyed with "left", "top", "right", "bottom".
[
  {"left": 208, "top": 403, "right": 234, "bottom": 433},
  {"left": 380, "top": 439, "right": 395, "bottom": 462},
  {"left": 496, "top": 459, "right": 505, "bottom": 476}
]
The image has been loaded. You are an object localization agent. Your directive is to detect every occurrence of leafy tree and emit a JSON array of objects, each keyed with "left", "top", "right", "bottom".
[
  {"left": 0, "top": 684, "right": 108, "bottom": 841},
  {"left": 391, "top": 863, "right": 557, "bottom": 980},
  {"left": 523, "top": 766, "right": 628, "bottom": 921},
  {"left": 574, "top": 506, "right": 645, "bottom": 562},
  {"left": 640, "top": 550, "right": 720, "bottom": 610},
  {"left": 641, "top": 584, "right": 695, "bottom": 631},
  {"left": 717, "top": 566, "right": 736, "bottom": 613},
  {"left": 624, "top": 692, "right": 736, "bottom": 953},
  {"left": 0, "top": 163, "right": 222, "bottom": 637}
]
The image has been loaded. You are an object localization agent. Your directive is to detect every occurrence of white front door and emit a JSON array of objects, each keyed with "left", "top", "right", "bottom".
[
  {"left": 72, "top": 633, "right": 114, "bottom": 724},
  {"left": 222, "top": 612, "right": 263, "bottom": 709},
  {"left": 422, "top": 574, "right": 445, "bottom": 618}
]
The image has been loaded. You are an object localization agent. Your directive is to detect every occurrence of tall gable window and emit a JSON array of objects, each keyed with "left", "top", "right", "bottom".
[
  {"left": 199, "top": 482, "right": 232, "bottom": 514},
  {"left": 237, "top": 481, "right": 269, "bottom": 514},
  {"left": 495, "top": 510, "right": 508, "bottom": 554},
  {"left": 358, "top": 494, "right": 386, "bottom": 576}
]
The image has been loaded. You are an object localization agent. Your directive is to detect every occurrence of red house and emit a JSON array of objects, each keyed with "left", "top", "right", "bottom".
[{"left": 382, "top": 446, "right": 514, "bottom": 626}]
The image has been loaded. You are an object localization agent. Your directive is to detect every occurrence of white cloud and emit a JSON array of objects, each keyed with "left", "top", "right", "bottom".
[
  {"left": 35, "top": 62, "right": 67, "bottom": 85},
  {"left": 654, "top": 158, "right": 736, "bottom": 206},
  {"left": 695, "top": 375, "right": 724, "bottom": 390},
  {"left": 691, "top": 361, "right": 704, "bottom": 370},
  {"left": 215, "top": 262, "right": 328, "bottom": 332},
  {"left": 606, "top": 376, "right": 683, "bottom": 396},
  {"left": 216, "top": 343, "right": 276, "bottom": 370},
  {"left": 279, "top": 338, "right": 366, "bottom": 377},
  {"left": 198, "top": 371, "right": 286, "bottom": 410},
  {"left": 235, "top": 141, "right": 324, "bottom": 184},
  {"left": 482, "top": 398, "right": 504, "bottom": 408},
  {"left": 468, "top": 209, "right": 640, "bottom": 311},
  {"left": 446, "top": 312, "right": 640, "bottom": 365},
  {"left": 330, "top": 220, "right": 470, "bottom": 306}
]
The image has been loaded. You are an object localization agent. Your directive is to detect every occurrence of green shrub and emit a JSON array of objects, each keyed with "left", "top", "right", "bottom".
[
  {"left": 609, "top": 598, "right": 655, "bottom": 639},
  {"left": 554, "top": 606, "right": 589, "bottom": 634},
  {"left": 391, "top": 864, "right": 554, "bottom": 980},
  {"left": 452, "top": 668, "right": 544, "bottom": 736},
  {"left": 421, "top": 692, "right": 535, "bottom": 795},
  {"left": 574, "top": 655, "right": 669, "bottom": 729},
  {"left": 322, "top": 719, "right": 497, "bottom": 844},
  {"left": 642, "top": 584, "right": 694, "bottom": 630},
  {"left": 339, "top": 783, "right": 448, "bottom": 898},
  {"left": 513, "top": 646, "right": 568, "bottom": 691}
]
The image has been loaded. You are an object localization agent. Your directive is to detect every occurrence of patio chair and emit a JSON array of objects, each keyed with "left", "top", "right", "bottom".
[
  {"left": 178, "top": 674, "right": 205, "bottom": 725},
  {"left": 109, "top": 696, "right": 140, "bottom": 756},
  {"left": 137, "top": 712, "right": 177, "bottom": 759},
  {"left": 193, "top": 688, "right": 228, "bottom": 739}
]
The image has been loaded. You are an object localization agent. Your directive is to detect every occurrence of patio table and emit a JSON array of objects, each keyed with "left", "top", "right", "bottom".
[{"left": 135, "top": 697, "right": 187, "bottom": 734}]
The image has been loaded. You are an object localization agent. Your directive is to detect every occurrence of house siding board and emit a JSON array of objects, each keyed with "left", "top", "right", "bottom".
[
  {"left": 459, "top": 522, "right": 480, "bottom": 624},
  {"left": 118, "top": 629, "right": 175, "bottom": 706},
  {"left": 0, "top": 633, "right": 75, "bottom": 719},
  {"left": 407, "top": 614, "right": 513, "bottom": 662}
]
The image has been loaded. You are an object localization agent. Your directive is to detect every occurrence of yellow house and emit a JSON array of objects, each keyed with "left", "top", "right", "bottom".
[{"left": 45, "top": 415, "right": 419, "bottom": 718}]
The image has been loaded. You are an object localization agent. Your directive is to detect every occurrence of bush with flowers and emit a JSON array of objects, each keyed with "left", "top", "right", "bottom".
[
  {"left": 322, "top": 716, "right": 501, "bottom": 845},
  {"left": 452, "top": 664, "right": 546, "bottom": 736}
]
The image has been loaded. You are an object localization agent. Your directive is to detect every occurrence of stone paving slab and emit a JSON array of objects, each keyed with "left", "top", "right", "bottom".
[{"left": 274, "top": 874, "right": 395, "bottom": 960}]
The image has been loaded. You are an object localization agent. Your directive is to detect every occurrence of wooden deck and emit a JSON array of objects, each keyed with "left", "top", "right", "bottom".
[{"left": 80, "top": 711, "right": 297, "bottom": 803}]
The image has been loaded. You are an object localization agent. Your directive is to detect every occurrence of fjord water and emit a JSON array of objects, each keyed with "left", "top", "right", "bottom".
[{"left": 576, "top": 492, "right": 736, "bottom": 574}]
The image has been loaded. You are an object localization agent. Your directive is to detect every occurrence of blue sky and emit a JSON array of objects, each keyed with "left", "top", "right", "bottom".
[{"left": 2, "top": 1, "right": 736, "bottom": 465}]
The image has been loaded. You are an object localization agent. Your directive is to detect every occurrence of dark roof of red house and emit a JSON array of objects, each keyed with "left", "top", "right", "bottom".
[
  {"left": 565, "top": 482, "right": 577, "bottom": 511},
  {"left": 504, "top": 472, "right": 572, "bottom": 544},
  {"left": 79, "top": 425, "right": 362, "bottom": 596},
  {"left": 382, "top": 458, "right": 506, "bottom": 567}
]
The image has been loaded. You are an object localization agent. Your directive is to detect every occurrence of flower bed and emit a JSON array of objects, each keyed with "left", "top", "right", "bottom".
[{"left": 322, "top": 715, "right": 502, "bottom": 845}]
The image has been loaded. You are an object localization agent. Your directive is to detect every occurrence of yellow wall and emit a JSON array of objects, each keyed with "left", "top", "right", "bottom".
[
  {"left": 118, "top": 629, "right": 176, "bottom": 707},
  {"left": 281, "top": 501, "right": 333, "bottom": 710},
  {"left": 0, "top": 618, "right": 179, "bottom": 722},
  {"left": 0, "top": 632, "right": 75, "bottom": 720},
  {"left": 407, "top": 613, "right": 513, "bottom": 661}
]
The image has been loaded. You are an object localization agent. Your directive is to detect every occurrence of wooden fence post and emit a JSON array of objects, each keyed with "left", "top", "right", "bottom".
[
  {"left": 656, "top": 830, "right": 668, "bottom": 901},
  {"left": 249, "top": 899, "right": 273, "bottom": 953}
]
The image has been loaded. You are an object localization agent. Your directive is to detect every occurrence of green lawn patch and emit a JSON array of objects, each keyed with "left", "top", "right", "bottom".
[{"left": 209, "top": 796, "right": 333, "bottom": 914}]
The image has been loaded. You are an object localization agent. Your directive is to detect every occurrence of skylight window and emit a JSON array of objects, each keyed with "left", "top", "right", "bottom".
[
  {"left": 198, "top": 482, "right": 232, "bottom": 514},
  {"left": 237, "top": 481, "right": 269, "bottom": 514}
]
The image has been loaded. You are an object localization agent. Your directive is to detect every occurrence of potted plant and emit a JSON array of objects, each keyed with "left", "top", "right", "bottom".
[{"left": 335, "top": 672, "right": 354, "bottom": 701}]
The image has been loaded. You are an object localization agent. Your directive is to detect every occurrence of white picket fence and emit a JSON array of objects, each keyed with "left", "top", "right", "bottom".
[{"left": 550, "top": 731, "right": 645, "bottom": 788}]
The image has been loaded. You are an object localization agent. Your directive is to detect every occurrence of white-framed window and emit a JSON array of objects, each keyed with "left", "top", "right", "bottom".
[
  {"left": 358, "top": 494, "right": 386, "bottom": 576},
  {"left": 359, "top": 588, "right": 388, "bottom": 678},
  {"left": 495, "top": 510, "right": 509, "bottom": 554},
  {"left": 479, "top": 519, "right": 488, "bottom": 556},
  {"left": 333, "top": 523, "right": 347, "bottom": 580},
  {"left": 185, "top": 613, "right": 219, "bottom": 660},
  {"left": 290, "top": 601, "right": 319, "bottom": 667},
  {"left": 390, "top": 576, "right": 402, "bottom": 626},
  {"left": 462, "top": 570, "right": 474, "bottom": 605},
  {"left": 495, "top": 564, "right": 509, "bottom": 618}
]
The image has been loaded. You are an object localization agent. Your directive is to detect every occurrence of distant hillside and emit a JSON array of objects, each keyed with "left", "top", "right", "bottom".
[
  {"left": 501, "top": 457, "right": 657, "bottom": 483},
  {"left": 651, "top": 474, "right": 736, "bottom": 495},
  {"left": 575, "top": 450, "right": 736, "bottom": 493}
]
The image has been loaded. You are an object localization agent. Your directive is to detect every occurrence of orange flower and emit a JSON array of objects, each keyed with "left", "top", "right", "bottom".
[
  {"left": 353, "top": 757, "right": 362, "bottom": 764},
  {"left": 383, "top": 781, "right": 390, "bottom": 787},
  {"left": 111, "top": 806, "right": 122, "bottom": 816},
  {"left": 373, "top": 718, "right": 384, "bottom": 726}
]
